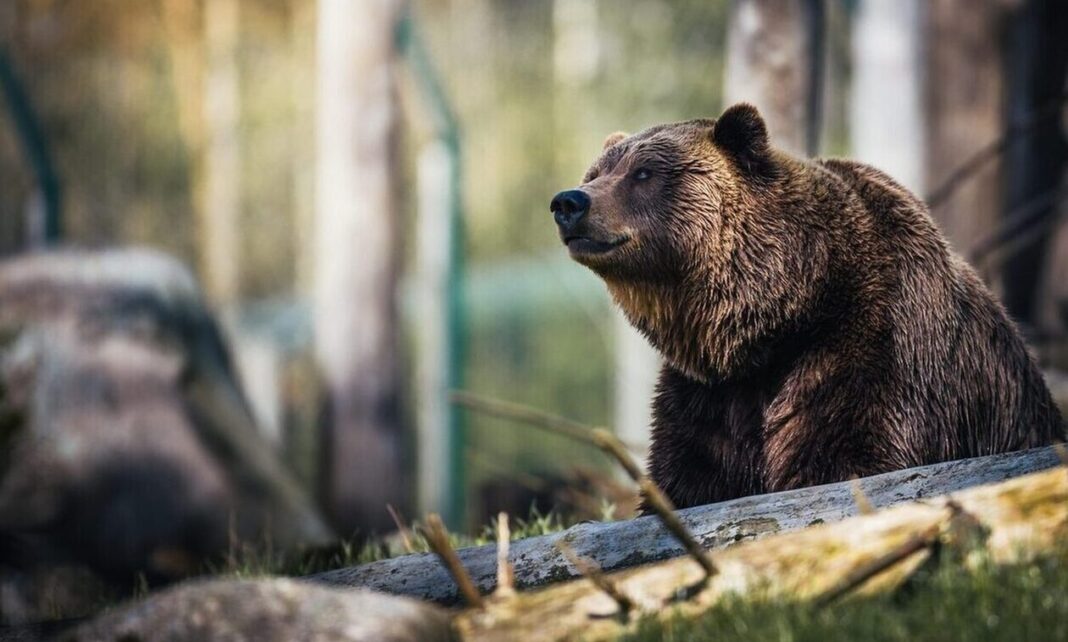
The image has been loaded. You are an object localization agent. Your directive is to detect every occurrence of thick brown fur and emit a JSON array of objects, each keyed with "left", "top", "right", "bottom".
[{"left": 556, "top": 103, "right": 1065, "bottom": 509}]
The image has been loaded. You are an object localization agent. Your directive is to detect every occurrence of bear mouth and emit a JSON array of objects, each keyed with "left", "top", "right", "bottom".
[{"left": 565, "top": 235, "right": 629, "bottom": 256}]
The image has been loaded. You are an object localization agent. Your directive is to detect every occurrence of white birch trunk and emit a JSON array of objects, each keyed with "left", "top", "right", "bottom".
[
  {"left": 850, "top": 0, "right": 925, "bottom": 193},
  {"left": 724, "top": 0, "right": 815, "bottom": 156},
  {"left": 314, "top": 0, "right": 406, "bottom": 533}
]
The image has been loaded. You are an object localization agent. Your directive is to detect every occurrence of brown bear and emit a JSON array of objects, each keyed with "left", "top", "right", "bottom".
[{"left": 550, "top": 103, "right": 1065, "bottom": 509}]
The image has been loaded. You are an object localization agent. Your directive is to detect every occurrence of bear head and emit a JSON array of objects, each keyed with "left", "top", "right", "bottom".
[{"left": 550, "top": 103, "right": 838, "bottom": 382}]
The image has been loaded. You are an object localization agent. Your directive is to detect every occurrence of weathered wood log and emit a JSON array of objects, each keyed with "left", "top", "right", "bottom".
[
  {"left": 455, "top": 464, "right": 1068, "bottom": 641},
  {"left": 311, "top": 446, "right": 1060, "bottom": 604}
]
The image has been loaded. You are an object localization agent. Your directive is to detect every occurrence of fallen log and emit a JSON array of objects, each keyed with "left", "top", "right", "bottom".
[
  {"left": 455, "top": 463, "right": 1068, "bottom": 641},
  {"left": 311, "top": 446, "right": 1060, "bottom": 604}
]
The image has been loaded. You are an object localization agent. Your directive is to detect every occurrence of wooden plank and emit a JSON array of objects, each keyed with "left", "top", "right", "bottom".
[{"left": 309, "top": 446, "right": 1060, "bottom": 604}]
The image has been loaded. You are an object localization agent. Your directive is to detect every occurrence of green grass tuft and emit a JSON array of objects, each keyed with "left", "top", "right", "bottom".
[
  {"left": 624, "top": 549, "right": 1068, "bottom": 642},
  {"left": 208, "top": 506, "right": 583, "bottom": 578}
]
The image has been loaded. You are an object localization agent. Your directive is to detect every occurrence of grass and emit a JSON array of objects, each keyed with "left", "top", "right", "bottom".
[
  {"left": 207, "top": 505, "right": 586, "bottom": 579},
  {"left": 623, "top": 548, "right": 1068, "bottom": 642}
]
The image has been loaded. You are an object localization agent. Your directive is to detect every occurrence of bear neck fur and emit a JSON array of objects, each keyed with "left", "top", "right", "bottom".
[{"left": 604, "top": 152, "right": 893, "bottom": 386}]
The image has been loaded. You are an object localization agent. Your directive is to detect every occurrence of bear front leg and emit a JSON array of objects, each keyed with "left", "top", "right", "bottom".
[
  {"left": 760, "top": 390, "right": 914, "bottom": 493},
  {"left": 643, "top": 365, "right": 768, "bottom": 510},
  {"left": 643, "top": 431, "right": 747, "bottom": 511}
]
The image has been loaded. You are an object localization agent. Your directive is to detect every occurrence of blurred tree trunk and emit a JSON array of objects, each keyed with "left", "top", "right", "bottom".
[
  {"left": 160, "top": 0, "right": 242, "bottom": 304},
  {"left": 159, "top": 0, "right": 204, "bottom": 174},
  {"left": 291, "top": 0, "right": 317, "bottom": 298},
  {"left": 1006, "top": 0, "right": 1068, "bottom": 335},
  {"left": 314, "top": 0, "right": 407, "bottom": 534},
  {"left": 924, "top": 0, "right": 1008, "bottom": 286},
  {"left": 0, "top": 4, "right": 20, "bottom": 254},
  {"left": 849, "top": 0, "right": 924, "bottom": 194},
  {"left": 724, "top": 0, "right": 824, "bottom": 156},
  {"left": 202, "top": 0, "right": 242, "bottom": 304}
]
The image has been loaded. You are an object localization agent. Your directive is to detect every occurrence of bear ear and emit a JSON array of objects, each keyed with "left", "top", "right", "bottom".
[
  {"left": 711, "top": 103, "right": 773, "bottom": 175},
  {"left": 602, "top": 131, "right": 629, "bottom": 150}
]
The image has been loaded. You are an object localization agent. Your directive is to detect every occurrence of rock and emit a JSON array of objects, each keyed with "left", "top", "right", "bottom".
[
  {"left": 64, "top": 578, "right": 454, "bottom": 642},
  {"left": 0, "top": 249, "right": 333, "bottom": 610}
]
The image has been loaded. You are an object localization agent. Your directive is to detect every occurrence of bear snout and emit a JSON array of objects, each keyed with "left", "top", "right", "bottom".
[{"left": 550, "top": 189, "right": 590, "bottom": 233}]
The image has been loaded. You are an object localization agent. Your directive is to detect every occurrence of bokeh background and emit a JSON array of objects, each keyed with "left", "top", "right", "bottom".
[{"left": 1, "top": 0, "right": 1066, "bottom": 604}]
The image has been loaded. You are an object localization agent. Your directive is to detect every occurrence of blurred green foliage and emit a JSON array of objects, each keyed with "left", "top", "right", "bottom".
[
  {"left": 416, "top": 1, "right": 736, "bottom": 521},
  {"left": 419, "top": 0, "right": 731, "bottom": 261},
  {"left": 0, "top": 0, "right": 767, "bottom": 525}
]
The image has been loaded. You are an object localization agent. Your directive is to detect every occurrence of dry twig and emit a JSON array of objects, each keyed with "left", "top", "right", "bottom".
[
  {"left": 1054, "top": 442, "right": 1068, "bottom": 490},
  {"left": 420, "top": 513, "right": 484, "bottom": 609},
  {"left": 556, "top": 541, "right": 635, "bottom": 617},
  {"left": 815, "top": 523, "right": 941, "bottom": 607},
  {"left": 637, "top": 477, "right": 718, "bottom": 580},
  {"left": 1054, "top": 441, "right": 1068, "bottom": 468},
  {"left": 386, "top": 503, "right": 416, "bottom": 554},
  {"left": 451, "top": 391, "right": 646, "bottom": 454},
  {"left": 850, "top": 478, "right": 875, "bottom": 515},
  {"left": 495, "top": 512, "right": 515, "bottom": 598},
  {"left": 452, "top": 390, "right": 718, "bottom": 580}
]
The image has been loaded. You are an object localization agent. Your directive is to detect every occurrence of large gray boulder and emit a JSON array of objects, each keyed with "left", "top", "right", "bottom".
[
  {"left": 0, "top": 249, "right": 332, "bottom": 617},
  {"left": 65, "top": 579, "right": 454, "bottom": 642}
]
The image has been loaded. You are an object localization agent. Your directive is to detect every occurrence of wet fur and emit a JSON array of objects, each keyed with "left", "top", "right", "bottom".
[{"left": 561, "top": 104, "right": 1065, "bottom": 509}]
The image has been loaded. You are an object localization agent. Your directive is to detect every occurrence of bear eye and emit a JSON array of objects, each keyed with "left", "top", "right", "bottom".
[{"left": 634, "top": 167, "right": 652, "bottom": 181}]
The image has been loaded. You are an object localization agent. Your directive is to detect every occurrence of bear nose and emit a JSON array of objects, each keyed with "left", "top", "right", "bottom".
[{"left": 550, "top": 189, "right": 590, "bottom": 232}]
